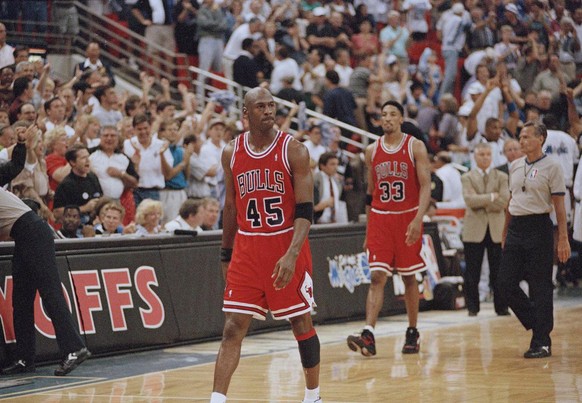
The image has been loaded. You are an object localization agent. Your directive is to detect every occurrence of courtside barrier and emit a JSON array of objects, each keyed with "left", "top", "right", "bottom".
[{"left": 0, "top": 223, "right": 420, "bottom": 365}]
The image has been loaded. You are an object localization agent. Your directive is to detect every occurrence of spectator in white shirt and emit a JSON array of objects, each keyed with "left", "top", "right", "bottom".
[
  {"left": 123, "top": 113, "right": 173, "bottom": 206},
  {"left": 301, "top": 48, "right": 326, "bottom": 95},
  {"left": 314, "top": 151, "right": 348, "bottom": 223},
  {"left": 401, "top": 0, "right": 432, "bottom": 41},
  {"left": 437, "top": 3, "right": 471, "bottom": 96},
  {"left": 242, "top": 0, "right": 270, "bottom": 22},
  {"left": 92, "top": 85, "right": 123, "bottom": 127},
  {"left": 223, "top": 18, "right": 264, "bottom": 79},
  {"left": 200, "top": 118, "right": 226, "bottom": 200},
  {"left": 433, "top": 151, "right": 466, "bottom": 209},
  {"left": 270, "top": 45, "right": 302, "bottom": 95},
  {"left": 303, "top": 124, "right": 327, "bottom": 170},
  {"left": 164, "top": 198, "right": 205, "bottom": 233},
  {"left": 333, "top": 48, "right": 353, "bottom": 87},
  {"left": 184, "top": 134, "right": 215, "bottom": 198},
  {"left": 90, "top": 125, "right": 138, "bottom": 201},
  {"left": 44, "top": 97, "right": 75, "bottom": 138},
  {"left": 0, "top": 23, "right": 14, "bottom": 69},
  {"left": 543, "top": 115, "right": 580, "bottom": 224}
]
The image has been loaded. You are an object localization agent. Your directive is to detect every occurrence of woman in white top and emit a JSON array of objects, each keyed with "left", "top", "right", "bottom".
[{"left": 134, "top": 199, "right": 163, "bottom": 235}]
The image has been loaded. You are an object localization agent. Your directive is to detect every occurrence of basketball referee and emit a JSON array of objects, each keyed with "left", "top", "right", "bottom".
[{"left": 498, "top": 121, "right": 571, "bottom": 359}]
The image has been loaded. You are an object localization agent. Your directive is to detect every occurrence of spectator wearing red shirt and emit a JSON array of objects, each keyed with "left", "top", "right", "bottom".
[{"left": 44, "top": 127, "right": 70, "bottom": 193}]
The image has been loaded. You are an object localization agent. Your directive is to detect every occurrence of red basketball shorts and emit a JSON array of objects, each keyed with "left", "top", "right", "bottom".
[
  {"left": 223, "top": 228, "right": 315, "bottom": 320},
  {"left": 366, "top": 208, "right": 426, "bottom": 276}
]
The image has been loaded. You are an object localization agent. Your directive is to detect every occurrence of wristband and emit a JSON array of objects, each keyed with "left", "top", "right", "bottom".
[
  {"left": 365, "top": 194, "right": 373, "bottom": 206},
  {"left": 220, "top": 248, "right": 233, "bottom": 262},
  {"left": 295, "top": 202, "right": 314, "bottom": 221},
  {"left": 507, "top": 101, "right": 517, "bottom": 113}
]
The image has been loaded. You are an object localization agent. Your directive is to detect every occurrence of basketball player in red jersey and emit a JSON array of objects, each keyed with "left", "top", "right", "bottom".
[
  {"left": 347, "top": 100, "right": 431, "bottom": 356},
  {"left": 210, "top": 88, "right": 321, "bottom": 403}
]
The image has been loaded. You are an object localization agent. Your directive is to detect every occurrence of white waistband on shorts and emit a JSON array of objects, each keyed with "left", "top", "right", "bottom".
[
  {"left": 371, "top": 206, "right": 419, "bottom": 215},
  {"left": 237, "top": 226, "right": 294, "bottom": 236}
]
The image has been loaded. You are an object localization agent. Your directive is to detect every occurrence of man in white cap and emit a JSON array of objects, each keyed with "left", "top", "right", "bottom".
[
  {"left": 463, "top": 46, "right": 497, "bottom": 77},
  {"left": 437, "top": 2, "right": 471, "bottom": 96},
  {"left": 306, "top": 7, "right": 337, "bottom": 57},
  {"left": 502, "top": 3, "right": 529, "bottom": 42}
]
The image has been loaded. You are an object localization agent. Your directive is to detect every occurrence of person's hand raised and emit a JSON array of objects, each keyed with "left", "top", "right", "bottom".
[{"left": 82, "top": 225, "right": 96, "bottom": 238}]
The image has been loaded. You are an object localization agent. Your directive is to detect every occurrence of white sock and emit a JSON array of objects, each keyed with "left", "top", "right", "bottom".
[
  {"left": 303, "top": 386, "right": 320, "bottom": 402},
  {"left": 210, "top": 392, "right": 227, "bottom": 403},
  {"left": 364, "top": 325, "right": 375, "bottom": 335}
]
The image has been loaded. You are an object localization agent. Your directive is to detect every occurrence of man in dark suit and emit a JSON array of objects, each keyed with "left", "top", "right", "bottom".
[
  {"left": 461, "top": 142, "right": 510, "bottom": 316},
  {"left": 322, "top": 70, "right": 357, "bottom": 137},
  {"left": 233, "top": 38, "right": 260, "bottom": 89}
]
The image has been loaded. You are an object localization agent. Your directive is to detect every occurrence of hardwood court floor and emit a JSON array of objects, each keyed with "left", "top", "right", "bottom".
[{"left": 2, "top": 296, "right": 582, "bottom": 402}]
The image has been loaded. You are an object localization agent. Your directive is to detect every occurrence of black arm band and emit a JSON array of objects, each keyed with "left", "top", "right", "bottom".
[
  {"left": 365, "top": 194, "right": 373, "bottom": 206},
  {"left": 295, "top": 202, "right": 314, "bottom": 221},
  {"left": 220, "top": 248, "right": 233, "bottom": 262}
]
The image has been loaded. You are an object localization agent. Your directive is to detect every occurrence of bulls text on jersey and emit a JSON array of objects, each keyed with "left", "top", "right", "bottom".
[
  {"left": 374, "top": 161, "right": 409, "bottom": 180},
  {"left": 236, "top": 168, "right": 286, "bottom": 198}
]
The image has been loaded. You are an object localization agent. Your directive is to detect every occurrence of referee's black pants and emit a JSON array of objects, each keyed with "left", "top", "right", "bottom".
[
  {"left": 498, "top": 214, "right": 554, "bottom": 348},
  {"left": 10, "top": 211, "right": 85, "bottom": 364}
]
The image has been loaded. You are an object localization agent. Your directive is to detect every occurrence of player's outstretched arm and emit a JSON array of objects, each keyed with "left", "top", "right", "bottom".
[
  {"left": 272, "top": 140, "right": 313, "bottom": 290},
  {"left": 406, "top": 139, "right": 431, "bottom": 246},
  {"left": 220, "top": 142, "right": 238, "bottom": 280},
  {"left": 362, "top": 143, "right": 375, "bottom": 251}
]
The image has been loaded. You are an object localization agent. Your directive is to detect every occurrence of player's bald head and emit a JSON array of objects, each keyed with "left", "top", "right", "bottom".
[{"left": 244, "top": 87, "right": 273, "bottom": 109}]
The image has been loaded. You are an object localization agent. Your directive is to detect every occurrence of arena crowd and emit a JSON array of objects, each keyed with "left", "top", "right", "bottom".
[{"left": 0, "top": 0, "right": 580, "bottom": 275}]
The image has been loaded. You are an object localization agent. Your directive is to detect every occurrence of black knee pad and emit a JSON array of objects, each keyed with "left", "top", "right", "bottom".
[{"left": 298, "top": 334, "right": 320, "bottom": 369}]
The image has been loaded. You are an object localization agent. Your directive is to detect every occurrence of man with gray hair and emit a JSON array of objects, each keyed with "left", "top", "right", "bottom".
[
  {"left": 461, "top": 142, "right": 509, "bottom": 317},
  {"left": 499, "top": 121, "right": 570, "bottom": 359},
  {"left": 379, "top": 10, "right": 409, "bottom": 67},
  {"left": 89, "top": 125, "right": 138, "bottom": 201},
  {"left": 14, "top": 61, "right": 34, "bottom": 81}
]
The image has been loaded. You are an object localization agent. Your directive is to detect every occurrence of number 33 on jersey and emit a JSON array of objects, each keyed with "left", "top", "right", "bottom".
[{"left": 371, "top": 134, "right": 420, "bottom": 212}]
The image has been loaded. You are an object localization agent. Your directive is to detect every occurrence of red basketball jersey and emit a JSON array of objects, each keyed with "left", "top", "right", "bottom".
[
  {"left": 231, "top": 131, "right": 295, "bottom": 234},
  {"left": 371, "top": 133, "right": 420, "bottom": 212}
]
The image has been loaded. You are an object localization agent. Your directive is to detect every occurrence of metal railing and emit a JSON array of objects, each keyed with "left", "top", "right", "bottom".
[
  {"left": 6, "top": 1, "right": 190, "bottom": 97},
  {"left": 71, "top": 1, "right": 190, "bottom": 98},
  {"left": 189, "top": 65, "right": 378, "bottom": 156},
  {"left": 6, "top": 3, "right": 376, "bottom": 154}
]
